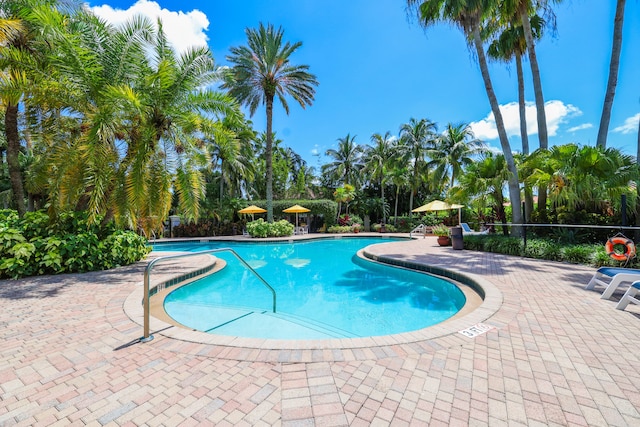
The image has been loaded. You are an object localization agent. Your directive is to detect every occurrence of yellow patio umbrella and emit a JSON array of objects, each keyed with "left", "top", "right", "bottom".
[
  {"left": 412, "top": 200, "right": 465, "bottom": 224},
  {"left": 283, "top": 204, "right": 311, "bottom": 229},
  {"left": 238, "top": 205, "right": 267, "bottom": 220}
]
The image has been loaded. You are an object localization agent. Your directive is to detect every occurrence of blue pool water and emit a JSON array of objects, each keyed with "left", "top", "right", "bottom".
[{"left": 152, "top": 238, "right": 466, "bottom": 339}]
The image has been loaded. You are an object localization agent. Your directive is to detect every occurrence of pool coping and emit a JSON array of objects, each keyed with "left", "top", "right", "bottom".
[{"left": 123, "top": 237, "right": 505, "bottom": 362}]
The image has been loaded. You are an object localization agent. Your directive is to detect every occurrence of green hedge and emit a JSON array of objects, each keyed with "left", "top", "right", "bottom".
[
  {"left": 0, "top": 210, "right": 150, "bottom": 279},
  {"left": 247, "top": 199, "right": 338, "bottom": 226},
  {"left": 246, "top": 219, "right": 294, "bottom": 238},
  {"left": 462, "top": 234, "right": 638, "bottom": 267}
]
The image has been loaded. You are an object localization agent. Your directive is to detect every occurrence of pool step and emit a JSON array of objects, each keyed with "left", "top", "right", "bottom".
[{"left": 165, "top": 302, "right": 357, "bottom": 339}]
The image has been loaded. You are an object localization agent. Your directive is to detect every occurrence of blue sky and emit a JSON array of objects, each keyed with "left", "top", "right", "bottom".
[{"left": 88, "top": 0, "right": 640, "bottom": 167}]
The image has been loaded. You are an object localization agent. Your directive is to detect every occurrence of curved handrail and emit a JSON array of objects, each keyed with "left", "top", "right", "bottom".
[{"left": 142, "top": 248, "right": 276, "bottom": 341}]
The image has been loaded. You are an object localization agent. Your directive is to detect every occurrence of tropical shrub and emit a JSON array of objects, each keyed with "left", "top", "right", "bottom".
[
  {"left": 0, "top": 210, "right": 150, "bottom": 279},
  {"left": 463, "top": 234, "right": 640, "bottom": 267},
  {"left": 338, "top": 214, "right": 363, "bottom": 226},
  {"left": 561, "top": 245, "right": 597, "bottom": 264},
  {"left": 431, "top": 224, "right": 450, "bottom": 237},
  {"left": 246, "top": 219, "right": 294, "bottom": 238},
  {"left": 372, "top": 223, "right": 397, "bottom": 232},
  {"left": 327, "top": 225, "right": 352, "bottom": 233}
]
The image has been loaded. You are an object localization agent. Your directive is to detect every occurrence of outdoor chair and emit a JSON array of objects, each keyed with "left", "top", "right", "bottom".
[
  {"left": 585, "top": 267, "right": 640, "bottom": 299},
  {"left": 460, "top": 223, "right": 489, "bottom": 235},
  {"left": 615, "top": 280, "right": 640, "bottom": 311}
]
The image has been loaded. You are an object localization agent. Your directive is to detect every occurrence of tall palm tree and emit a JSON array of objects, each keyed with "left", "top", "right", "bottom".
[
  {"left": 389, "top": 164, "right": 410, "bottom": 225},
  {"left": 502, "top": 0, "right": 561, "bottom": 151},
  {"left": 364, "top": 131, "right": 394, "bottom": 224},
  {"left": 596, "top": 0, "right": 627, "bottom": 148},
  {"left": 223, "top": 23, "right": 318, "bottom": 222},
  {"left": 408, "top": 0, "right": 523, "bottom": 229},
  {"left": 398, "top": 117, "right": 437, "bottom": 216},
  {"left": 42, "top": 13, "right": 240, "bottom": 234},
  {"left": 0, "top": 0, "right": 66, "bottom": 216},
  {"left": 432, "top": 123, "right": 485, "bottom": 190},
  {"left": 323, "top": 134, "right": 363, "bottom": 187},
  {"left": 487, "top": 14, "right": 544, "bottom": 155}
]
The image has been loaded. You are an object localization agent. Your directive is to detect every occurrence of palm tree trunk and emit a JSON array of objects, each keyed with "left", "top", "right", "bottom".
[
  {"left": 265, "top": 94, "right": 274, "bottom": 223},
  {"left": 381, "top": 181, "right": 386, "bottom": 224},
  {"left": 520, "top": 9, "right": 548, "bottom": 150},
  {"left": 409, "top": 159, "right": 418, "bottom": 217},
  {"left": 219, "top": 160, "right": 224, "bottom": 203},
  {"left": 635, "top": 112, "right": 640, "bottom": 241},
  {"left": 597, "top": 0, "right": 626, "bottom": 148},
  {"left": 471, "top": 26, "right": 523, "bottom": 232},
  {"left": 394, "top": 186, "right": 400, "bottom": 225},
  {"left": 516, "top": 53, "right": 529, "bottom": 155},
  {"left": 5, "top": 103, "right": 26, "bottom": 216},
  {"left": 516, "top": 52, "right": 535, "bottom": 222}
]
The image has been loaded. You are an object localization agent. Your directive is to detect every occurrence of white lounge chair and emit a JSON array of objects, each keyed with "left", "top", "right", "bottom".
[
  {"left": 615, "top": 280, "right": 640, "bottom": 311},
  {"left": 411, "top": 224, "right": 426, "bottom": 234},
  {"left": 585, "top": 267, "right": 640, "bottom": 299},
  {"left": 460, "top": 223, "right": 489, "bottom": 235}
]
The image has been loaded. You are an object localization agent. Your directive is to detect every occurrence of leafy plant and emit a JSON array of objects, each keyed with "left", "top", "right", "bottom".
[
  {"left": 327, "top": 225, "right": 352, "bottom": 233},
  {"left": 431, "top": 224, "right": 450, "bottom": 237},
  {"left": 246, "top": 219, "right": 294, "bottom": 238},
  {"left": 0, "top": 210, "right": 150, "bottom": 279}
]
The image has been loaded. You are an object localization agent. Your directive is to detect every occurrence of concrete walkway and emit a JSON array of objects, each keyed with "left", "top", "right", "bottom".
[{"left": 1, "top": 236, "right": 639, "bottom": 426}]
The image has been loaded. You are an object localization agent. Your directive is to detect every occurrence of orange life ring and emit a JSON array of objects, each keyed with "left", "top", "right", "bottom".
[{"left": 605, "top": 237, "right": 636, "bottom": 261}]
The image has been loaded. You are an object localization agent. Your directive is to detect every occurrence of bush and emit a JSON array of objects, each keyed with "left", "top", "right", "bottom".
[
  {"left": 246, "top": 219, "right": 294, "bottom": 238},
  {"left": 327, "top": 225, "right": 352, "bottom": 233},
  {"left": 431, "top": 224, "right": 450, "bottom": 237},
  {"left": 0, "top": 210, "right": 150, "bottom": 279},
  {"left": 338, "top": 214, "right": 363, "bottom": 227},
  {"left": 371, "top": 223, "right": 398, "bottom": 233},
  {"left": 463, "top": 234, "right": 640, "bottom": 268},
  {"left": 561, "top": 245, "right": 597, "bottom": 264},
  {"left": 523, "top": 239, "right": 562, "bottom": 261}
]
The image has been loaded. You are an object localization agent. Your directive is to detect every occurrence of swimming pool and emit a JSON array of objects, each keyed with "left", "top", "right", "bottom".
[{"left": 152, "top": 237, "right": 466, "bottom": 339}]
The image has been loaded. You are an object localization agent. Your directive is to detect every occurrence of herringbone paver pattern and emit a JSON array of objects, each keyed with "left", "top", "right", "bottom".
[{"left": 1, "top": 236, "right": 640, "bottom": 426}]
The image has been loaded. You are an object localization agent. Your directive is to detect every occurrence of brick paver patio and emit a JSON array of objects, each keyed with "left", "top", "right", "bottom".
[{"left": 1, "top": 235, "right": 639, "bottom": 426}]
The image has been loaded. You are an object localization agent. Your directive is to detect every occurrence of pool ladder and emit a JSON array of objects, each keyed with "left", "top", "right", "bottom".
[{"left": 141, "top": 248, "right": 276, "bottom": 342}]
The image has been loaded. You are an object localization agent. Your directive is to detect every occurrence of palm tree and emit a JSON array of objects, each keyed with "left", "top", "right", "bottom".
[
  {"left": 432, "top": 123, "right": 485, "bottom": 190},
  {"left": 453, "top": 152, "right": 511, "bottom": 233},
  {"left": 223, "top": 23, "right": 318, "bottom": 222},
  {"left": 42, "top": 13, "right": 240, "bottom": 235},
  {"left": 502, "top": 0, "right": 561, "bottom": 151},
  {"left": 389, "top": 165, "right": 410, "bottom": 225},
  {"left": 398, "top": 117, "right": 437, "bottom": 216},
  {"left": 323, "top": 134, "right": 363, "bottom": 187},
  {"left": 487, "top": 14, "right": 544, "bottom": 155},
  {"left": 596, "top": 0, "right": 627, "bottom": 148},
  {"left": 408, "top": 0, "right": 523, "bottom": 229},
  {"left": 364, "top": 132, "right": 394, "bottom": 224},
  {"left": 0, "top": 0, "right": 67, "bottom": 216},
  {"left": 526, "top": 144, "right": 637, "bottom": 212}
]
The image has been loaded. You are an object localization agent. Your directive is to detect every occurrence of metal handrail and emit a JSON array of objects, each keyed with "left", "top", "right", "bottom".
[{"left": 142, "top": 248, "right": 277, "bottom": 341}]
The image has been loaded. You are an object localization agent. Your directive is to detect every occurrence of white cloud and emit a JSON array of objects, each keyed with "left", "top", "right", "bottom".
[
  {"left": 613, "top": 113, "right": 640, "bottom": 134},
  {"left": 567, "top": 123, "right": 593, "bottom": 132},
  {"left": 90, "top": 0, "right": 209, "bottom": 54},
  {"left": 469, "top": 100, "right": 582, "bottom": 141}
]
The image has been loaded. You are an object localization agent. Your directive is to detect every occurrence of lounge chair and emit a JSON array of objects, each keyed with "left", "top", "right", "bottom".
[
  {"left": 411, "top": 224, "right": 426, "bottom": 234},
  {"left": 410, "top": 224, "right": 433, "bottom": 237},
  {"left": 460, "top": 223, "right": 489, "bottom": 235},
  {"left": 585, "top": 267, "right": 640, "bottom": 299},
  {"left": 615, "top": 280, "right": 640, "bottom": 311}
]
